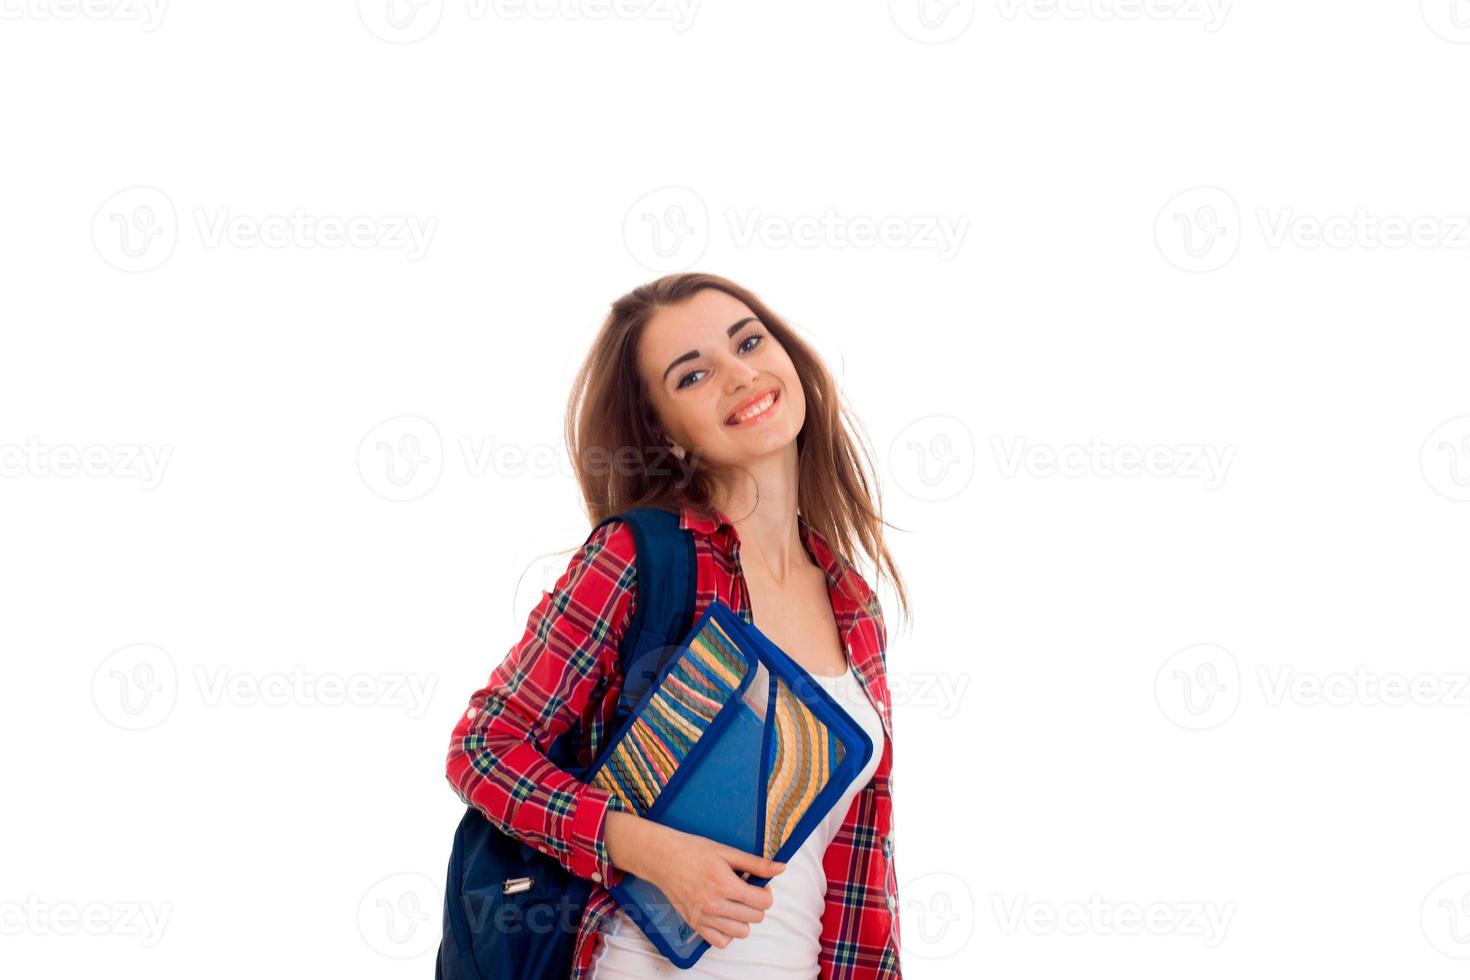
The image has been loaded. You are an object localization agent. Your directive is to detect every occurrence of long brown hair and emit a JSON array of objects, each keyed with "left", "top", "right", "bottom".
[{"left": 564, "top": 271, "right": 910, "bottom": 626}]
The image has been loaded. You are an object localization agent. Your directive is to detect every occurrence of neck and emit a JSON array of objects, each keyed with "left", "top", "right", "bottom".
[{"left": 709, "top": 441, "right": 808, "bottom": 584}]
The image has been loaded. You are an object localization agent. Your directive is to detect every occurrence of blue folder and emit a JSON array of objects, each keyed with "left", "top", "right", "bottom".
[{"left": 586, "top": 597, "right": 875, "bottom": 968}]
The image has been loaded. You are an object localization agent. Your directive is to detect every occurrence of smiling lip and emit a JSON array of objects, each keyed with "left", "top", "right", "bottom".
[{"left": 725, "top": 387, "right": 781, "bottom": 426}]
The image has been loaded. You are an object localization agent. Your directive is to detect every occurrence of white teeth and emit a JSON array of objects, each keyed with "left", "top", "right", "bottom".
[{"left": 728, "top": 391, "right": 776, "bottom": 424}]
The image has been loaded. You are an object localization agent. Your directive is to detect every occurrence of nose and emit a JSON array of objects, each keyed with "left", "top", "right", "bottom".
[{"left": 722, "top": 356, "right": 762, "bottom": 393}]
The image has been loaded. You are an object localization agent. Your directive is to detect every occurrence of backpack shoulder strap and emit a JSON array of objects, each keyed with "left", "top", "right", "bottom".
[{"left": 589, "top": 506, "right": 696, "bottom": 713}]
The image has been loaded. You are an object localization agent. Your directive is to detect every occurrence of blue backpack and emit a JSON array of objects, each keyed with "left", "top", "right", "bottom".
[{"left": 437, "top": 506, "right": 697, "bottom": 980}]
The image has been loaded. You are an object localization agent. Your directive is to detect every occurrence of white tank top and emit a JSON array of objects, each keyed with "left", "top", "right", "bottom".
[{"left": 588, "top": 664, "right": 886, "bottom": 980}]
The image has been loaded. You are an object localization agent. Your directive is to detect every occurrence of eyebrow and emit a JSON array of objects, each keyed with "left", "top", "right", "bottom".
[{"left": 661, "top": 317, "right": 760, "bottom": 385}]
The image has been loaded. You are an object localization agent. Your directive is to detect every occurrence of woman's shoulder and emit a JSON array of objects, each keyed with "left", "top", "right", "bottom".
[
  {"left": 543, "top": 518, "right": 640, "bottom": 633},
  {"left": 581, "top": 515, "right": 639, "bottom": 563},
  {"left": 831, "top": 549, "right": 884, "bottom": 625}
]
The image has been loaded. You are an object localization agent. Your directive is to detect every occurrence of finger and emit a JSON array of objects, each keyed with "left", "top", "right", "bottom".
[
  {"left": 721, "top": 846, "right": 787, "bottom": 879},
  {"left": 696, "top": 923, "right": 735, "bottom": 949},
  {"left": 722, "top": 872, "right": 777, "bottom": 910},
  {"left": 712, "top": 896, "right": 768, "bottom": 924},
  {"left": 701, "top": 914, "right": 753, "bottom": 941}
]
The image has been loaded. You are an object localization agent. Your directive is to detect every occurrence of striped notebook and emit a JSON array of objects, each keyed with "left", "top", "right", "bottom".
[{"left": 585, "top": 597, "right": 874, "bottom": 969}]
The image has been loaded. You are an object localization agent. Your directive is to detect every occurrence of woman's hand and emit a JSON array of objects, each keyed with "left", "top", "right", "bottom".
[
  {"left": 646, "top": 825, "right": 786, "bottom": 949},
  {"left": 606, "top": 812, "right": 786, "bottom": 949}
]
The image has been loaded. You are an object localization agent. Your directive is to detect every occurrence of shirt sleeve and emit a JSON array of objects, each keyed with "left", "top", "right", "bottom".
[{"left": 445, "top": 518, "right": 638, "bottom": 888}]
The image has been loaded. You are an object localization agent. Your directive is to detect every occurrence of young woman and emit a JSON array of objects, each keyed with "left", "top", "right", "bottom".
[{"left": 445, "top": 272, "right": 910, "bottom": 979}]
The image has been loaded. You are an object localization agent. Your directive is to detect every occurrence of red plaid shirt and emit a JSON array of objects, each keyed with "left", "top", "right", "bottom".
[{"left": 445, "top": 497, "right": 902, "bottom": 978}]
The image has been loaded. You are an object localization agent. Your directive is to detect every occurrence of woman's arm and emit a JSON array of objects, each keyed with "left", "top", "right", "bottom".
[
  {"left": 445, "top": 516, "right": 789, "bottom": 949},
  {"left": 444, "top": 519, "right": 639, "bottom": 888},
  {"left": 604, "top": 809, "right": 659, "bottom": 880}
]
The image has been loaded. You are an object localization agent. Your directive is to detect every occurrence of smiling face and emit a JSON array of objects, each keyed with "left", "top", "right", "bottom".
[{"left": 637, "top": 287, "right": 806, "bottom": 475}]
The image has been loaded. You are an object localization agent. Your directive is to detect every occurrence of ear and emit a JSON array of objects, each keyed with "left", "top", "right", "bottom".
[{"left": 651, "top": 421, "right": 685, "bottom": 461}]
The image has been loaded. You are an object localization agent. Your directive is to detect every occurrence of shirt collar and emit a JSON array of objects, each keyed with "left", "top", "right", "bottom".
[
  {"left": 675, "top": 498, "right": 877, "bottom": 617},
  {"left": 675, "top": 497, "right": 889, "bottom": 738},
  {"left": 676, "top": 497, "right": 733, "bottom": 539}
]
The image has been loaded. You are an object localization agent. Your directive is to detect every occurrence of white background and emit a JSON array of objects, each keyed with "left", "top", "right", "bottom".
[{"left": 3, "top": 1, "right": 1469, "bottom": 977}]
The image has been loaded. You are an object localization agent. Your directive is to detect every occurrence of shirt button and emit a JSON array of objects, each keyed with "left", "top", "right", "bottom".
[
  {"left": 591, "top": 871, "right": 602, "bottom": 883},
  {"left": 883, "top": 834, "right": 892, "bottom": 856},
  {"left": 886, "top": 894, "right": 896, "bottom": 910}
]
